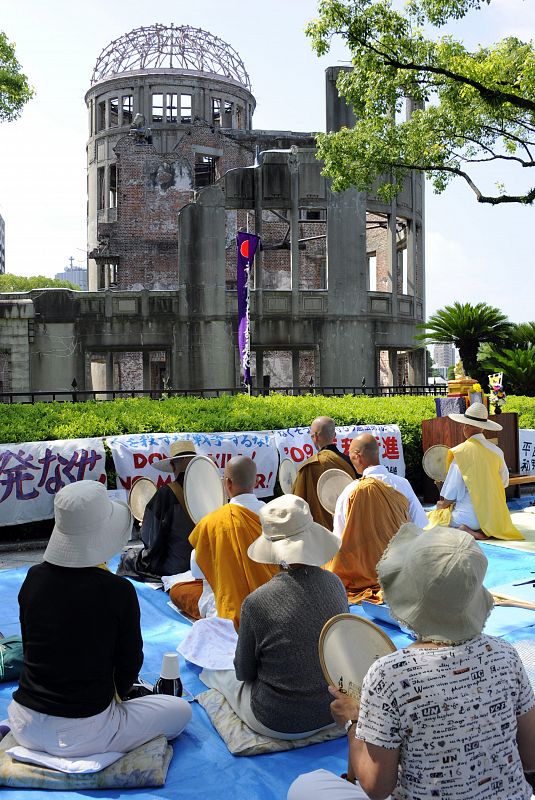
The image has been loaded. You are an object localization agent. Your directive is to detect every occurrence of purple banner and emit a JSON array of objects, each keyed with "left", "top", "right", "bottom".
[{"left": 237, "top": 232, "right": 260, "bottom": 388}]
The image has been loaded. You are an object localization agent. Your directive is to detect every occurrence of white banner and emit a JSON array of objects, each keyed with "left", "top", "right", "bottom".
[
  {"left": 519, "top": 429, "right": 535, "bottom": 474},
  {"left": 273, "top": 424, "right": 406, "bottom": 477},
  {"left": 106, "top": 431, "right": 279, "bottom": 498},
  {"left": 0, "top": 438, "right": 107, "bottom": 527}
]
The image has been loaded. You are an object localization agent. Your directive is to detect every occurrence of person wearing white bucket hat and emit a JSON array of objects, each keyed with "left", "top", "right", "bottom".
[
  {"left": 8, "top": 481, "right": 191, "bottom": 761},
  {"left": 429, "top": 401, "right": 523, "bottom": 541},
  {"left": 288, "top": 524, "right": 535, "bottom": 800},
  {"left": 118, "top": 439, "right": 198, "bottom": 580},
  {"left": 201, "top": 495, "right": 349, "bottom": 739}
]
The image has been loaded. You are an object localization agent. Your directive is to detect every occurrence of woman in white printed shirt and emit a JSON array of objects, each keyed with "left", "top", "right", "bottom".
[{"left": 288, "top": 524, "right": 535, "bottom": 800}]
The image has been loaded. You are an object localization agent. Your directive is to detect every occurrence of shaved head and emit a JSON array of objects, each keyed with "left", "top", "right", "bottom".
[
  {"left": 310, "top": 416, "right": 336, "bottom": 450},
  {"left": 224, "top": 456, "right": 257, "bottom": 496},
  {"left": 349, "top": 433, "right": 380, "bottom": 470}
]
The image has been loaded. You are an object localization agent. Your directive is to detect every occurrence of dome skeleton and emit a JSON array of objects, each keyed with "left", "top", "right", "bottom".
[{"left": 91, "top": 24, "right": 251, "bottom": 90}]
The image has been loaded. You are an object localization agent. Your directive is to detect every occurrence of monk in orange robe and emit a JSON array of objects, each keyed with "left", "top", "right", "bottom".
[
  {"left": 170, "top": 456, "right": 278, "bottom": 628},
  {"left": 327, "top": 477, "right": 410, "bottom": 604}
]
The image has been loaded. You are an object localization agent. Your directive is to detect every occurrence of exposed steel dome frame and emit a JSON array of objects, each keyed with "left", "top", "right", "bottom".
[{"left": 91, "top": 24, "right": 251, "bottom": 90}]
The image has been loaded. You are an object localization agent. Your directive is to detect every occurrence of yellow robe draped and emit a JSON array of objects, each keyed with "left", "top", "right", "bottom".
[
  {"left": 326, "top": 477, "right": 410, "bottom": 603},
  {"left": 446, "top": 438, "right": 523, "bottom": 541},
  {"left": 189, "top": 504, "right": 278, "bottom": 629},
  {"left": 292, "top": 448, "right": 356, "bottom": 530}
]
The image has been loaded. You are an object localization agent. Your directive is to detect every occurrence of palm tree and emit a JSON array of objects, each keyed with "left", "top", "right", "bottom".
[
  {"left": 479, "top": 347, "right": 535, "bottom": 396},
  {"left": 416, "top": 302, "right": 512, "bottom": 379}
]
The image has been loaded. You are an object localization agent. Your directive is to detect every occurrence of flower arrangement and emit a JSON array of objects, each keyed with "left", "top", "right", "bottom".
[{"left": 488, "top": 379, "right": 506, "bottom": 412}]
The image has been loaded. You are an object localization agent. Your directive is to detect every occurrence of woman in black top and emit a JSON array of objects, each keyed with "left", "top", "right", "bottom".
[{"left": 9, "top": 480, "right": 191, "bottom": 758}]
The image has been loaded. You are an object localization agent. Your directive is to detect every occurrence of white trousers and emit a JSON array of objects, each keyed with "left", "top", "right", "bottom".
[
  {"left": 201, "top": 668, "right": 335, "bottom": 741},
  {"left": 288, "top": 769, "right": 373, "bottom": 800},
  {"left": 8, "top": 696, "right": 191, "bottom": 757}
]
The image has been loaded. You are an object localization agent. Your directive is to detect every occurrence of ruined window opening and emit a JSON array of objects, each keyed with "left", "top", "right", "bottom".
[
  {"left": 97, "top": 101, "right": 106, "bottom": 131},
  {"left": 304, "top": 210, "right": 325, "bottom": 221},
  {"left": 194, "top": 155, "right": 217, "bottom": 188},
  {"left": 167, "top": 93, "right": 178, "bottom": 123},
  {"left": 236, "top": 105, "right": 243, "bottom": 128},
  {"left": 223, "top": 101, "right": 233, "bottom": 127},
  {"left": 212, "top": 98, "right": 221, "bottom": 126},
  {"left": 109, "top": 97, "right": 119, "bottom": 127},
  {"left": 97, "top": 167, "right": 105, "bottom": 211},
  {"left": 97, "top": 260, "right": 118, "bottom": 290},
  {"left": 151, "top": 93, "right": 164, "bottom": 123},
  {"left": 180, "top": 94, "right": 192, "bottom": 123},
  {"left": 109, "top": 164, "right": 117, "bottom": 209},
  {"left": 368, "top": 253, "right": 377, "bottom": 292},
  {"left": 122, "top": 95, "right": 133, "bottom": 125}
]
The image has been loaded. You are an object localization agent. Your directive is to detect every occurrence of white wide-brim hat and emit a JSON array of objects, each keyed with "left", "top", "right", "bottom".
[
  {"left": 153, "top": 440, "right": 197, "bottom": 472},
  {"left": 248, "top": 495, "right": 340, "bottom": 567},
  {"left": 448, "top": 401, "right": 502, "bottom": 431},
  {"left": 377, "top": 523, "right": 493, "bottom": 644},
  {"left": 44, "top": 481, "right": 132, "bottom": 568}
]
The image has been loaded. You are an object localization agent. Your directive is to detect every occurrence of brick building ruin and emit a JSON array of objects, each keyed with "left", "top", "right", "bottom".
[{"left": 0, "top": 24, "right": 425, "bottom": 395}]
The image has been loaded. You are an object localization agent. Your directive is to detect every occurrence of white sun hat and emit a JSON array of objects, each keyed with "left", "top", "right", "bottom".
[
  {"left": 248, "top": 495, "right": 340, "bottom": 567},
  {"left": 43, "top": 481, "right": 132, "bottom": 568},
  {"left": 377, "top": 523, "right": 494, "bottom": 645},
  {"left": 448, "top": 401, "right": 502, "bottom": 432}
]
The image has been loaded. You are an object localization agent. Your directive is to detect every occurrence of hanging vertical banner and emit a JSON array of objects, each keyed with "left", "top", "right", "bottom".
[{"left": 237, "top": 231, "right": 260, "bottom": 388}]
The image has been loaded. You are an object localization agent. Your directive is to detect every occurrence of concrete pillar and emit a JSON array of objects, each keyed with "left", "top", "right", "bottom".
[
  {"left": 142, "top": 351, "right": 150, "bottom": 391},
  {"left": 106, "top": 352, "right": 114, "bottom": 397},
  {"left": 407, "top": 219, "right": 416, "bottom": 302},
  {"left": 292, "top": 350, "right": 300, "bottom": 391},
  {"left": 388, "top": 350, "right": 398, "bottom": 386},
  {"left": 289, "top": 148, "right": 300, "bottom": 315},
  {"left": 388, "top": 201, "right": 398, "bottom": 318}
]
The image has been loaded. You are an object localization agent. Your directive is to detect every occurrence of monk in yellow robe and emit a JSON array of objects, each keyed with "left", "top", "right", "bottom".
[
  {"left": 326, "top": 477, "right": 410, "bottom": 603},
  {"left": 430, "top": 402, "right": 523, "bottom": 541},
  {"left": 170, "top": 457, "right": 278, "bottom": 628},
  {"left": 292, "top": 416, "right": 356, "bottom": 530}
]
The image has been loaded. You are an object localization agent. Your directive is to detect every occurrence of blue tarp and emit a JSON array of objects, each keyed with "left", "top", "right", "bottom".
[{"left": 1, "top": 544, "right": 534, "bottom": 799}]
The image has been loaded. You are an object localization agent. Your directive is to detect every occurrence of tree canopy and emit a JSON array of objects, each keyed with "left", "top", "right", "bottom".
[
  {"left": 306, "top": 0, "right": 535, "bottom": 204},
  {"left": 0, "top": 275, "right": 80, "bottom": 292},
  {"left": 416, "top": 301, "right": 512, "bottom": 378},
  {"left": 0, "top": 31, "right": 34, "bottom": 122}
]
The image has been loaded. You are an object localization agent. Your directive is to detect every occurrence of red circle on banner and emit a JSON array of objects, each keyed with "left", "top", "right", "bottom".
[{"left": 240, "top": 240, "right": 249, "bottom": 258}]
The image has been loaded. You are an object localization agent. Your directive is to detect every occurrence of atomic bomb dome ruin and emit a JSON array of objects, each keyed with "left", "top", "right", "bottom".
[{"left": 0, "top": 24, "right": 425, "bottom": 396}]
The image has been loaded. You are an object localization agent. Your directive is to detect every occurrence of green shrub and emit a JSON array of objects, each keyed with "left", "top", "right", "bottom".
[{"left": 2, "top": 395, "right": 534, "bottom": 493}]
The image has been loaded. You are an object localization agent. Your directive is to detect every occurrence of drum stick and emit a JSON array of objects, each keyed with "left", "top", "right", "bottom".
[{"left": 491, "top": 592, "right": 535, "bottom": 611}]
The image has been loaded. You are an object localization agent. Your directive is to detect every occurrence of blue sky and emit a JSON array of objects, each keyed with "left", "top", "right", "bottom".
[{"left": 0, "top": 0, "right": 533, "bottom": 322}]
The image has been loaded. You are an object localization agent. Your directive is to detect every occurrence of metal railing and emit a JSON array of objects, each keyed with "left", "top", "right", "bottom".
[{"left": 0, "top": 384, "right": 448, "bottom": 404}]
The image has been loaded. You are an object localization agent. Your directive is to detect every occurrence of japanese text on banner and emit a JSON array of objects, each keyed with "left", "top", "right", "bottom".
[
  {"left": 106, "top": 431, "right": 279, "bottom": 498},
  {"left": 273, "top": 425, "right": 406, "bottom": 476},
  {"left": 0, "top": 439, "right": 107, "bottom": 527}
]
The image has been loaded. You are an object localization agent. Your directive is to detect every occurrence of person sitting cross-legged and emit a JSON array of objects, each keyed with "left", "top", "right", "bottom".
[
  {"left": 170, "top": 456, "right": 277, "bottom": 628},
  {"left": 201, "top": 495, "right": 349, "bottom": 739},
  {"left": 9, "top": 481, "right": 191, "bottom": 761},
  {"left": 288, "top": 524, "right": 535, "bottom": 800}
]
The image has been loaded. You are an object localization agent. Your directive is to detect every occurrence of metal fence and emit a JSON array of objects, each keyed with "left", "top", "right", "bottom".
[{"left": 0, "top": 385, "right": 449, "bottom": 404}]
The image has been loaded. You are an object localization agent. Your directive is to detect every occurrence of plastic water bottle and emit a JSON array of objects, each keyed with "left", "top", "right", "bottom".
[{"left": 153, "top": 652, "right": 183, "bottom": 697}]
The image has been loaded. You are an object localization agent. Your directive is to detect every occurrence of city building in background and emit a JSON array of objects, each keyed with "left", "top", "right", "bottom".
[{"left": 54, "top": 257, "right": 88, "bottom": 291}]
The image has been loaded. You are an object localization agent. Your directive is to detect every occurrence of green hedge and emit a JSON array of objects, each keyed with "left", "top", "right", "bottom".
[{"left": 2, "top": 395, "right": 535, "bottom": 493}]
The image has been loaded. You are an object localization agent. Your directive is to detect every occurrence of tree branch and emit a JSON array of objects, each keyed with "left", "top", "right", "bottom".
[
  {"left": 391, "top": 161, "right": 535, "bottom": 204},
  {"left": 361, "top": 39, "right": 535, "bottom": 113}
]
